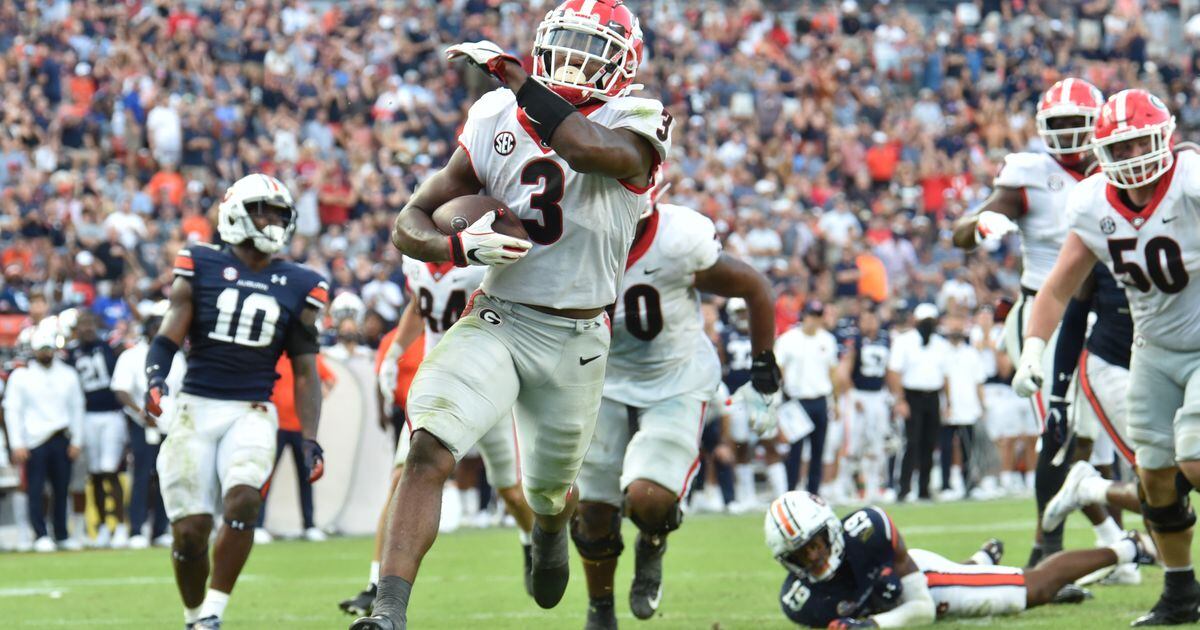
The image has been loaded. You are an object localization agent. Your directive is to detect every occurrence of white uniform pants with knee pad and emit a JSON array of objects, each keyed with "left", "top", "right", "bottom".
[
  {"left": 406, "top": 292, "right": 610, "bottom": 515},
  {"left": 844, "top": 389, "right": 890, "bottom": 460},
  {"left": 576, "top": 395, "right": 707, "bottom": 507},
  {"left": 909, "top": 548, "right": 1027, "bottom": 618},
  {"left": 393, "top": 412, "right": 520, "bottom": 490},
  {"left": 1127, "top": 338, "right": 1200, "bottom": 470},
  {"left": 157, "top": 393, "right": 278, "bottom": 522},
  {"left": 1071, "top": 350, "right": 1134, "bottom": 466},
  {"left": 83, "top": 411, "right": 127, "bottom": 474},
  {"left": 1003, "top": 291, "right": 1060, "bottom": 432}
]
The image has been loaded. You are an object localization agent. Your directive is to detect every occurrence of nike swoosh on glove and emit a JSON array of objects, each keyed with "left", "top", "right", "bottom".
[
  {"left": 975, "top": 210, "right": 1019, "bottom": 242},
  {"left": 1012, "top": 337, "right": 1046, "bottom": 398},
  {"left": 454, "top": 210, "right": 532, "bottom": 267},
  {"left": 445, "top": 40, "right": 522, "bottom": 82},
  {"left": 302, "top": 439, "right": 325, "bottom": 483},
  {"left": 1045, "top": 396, "right": 1069, "bottom": 443}
]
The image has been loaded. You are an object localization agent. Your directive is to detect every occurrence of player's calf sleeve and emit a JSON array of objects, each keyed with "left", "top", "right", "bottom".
[
  {"left": 1035, "top": 437, "right": 1072, "bottom": 545},
  {"left": 372, "top": 576, "right": 412, "bottom": 624}
]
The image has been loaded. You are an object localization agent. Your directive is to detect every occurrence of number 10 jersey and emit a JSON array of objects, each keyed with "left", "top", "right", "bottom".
[
  {"left": 1067, "top": 150, "right": 1200, "bottom": 350},
  {"left": 173, "top": 243, "right": 329, "bottom": 402},
  {"left": 604, "top": 203, "right": 722, "bottom": 408}
]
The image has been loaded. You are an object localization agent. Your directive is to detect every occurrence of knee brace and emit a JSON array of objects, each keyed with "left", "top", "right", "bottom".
[
  {"left": 627, "top": 500, "right": 683, "bottom": 537},
  {"left": 570, "top": 509, "right": 624, "bottom": 561},
  {"left": 1141, "top": 490, "right": 1197, "bottom": 534}
]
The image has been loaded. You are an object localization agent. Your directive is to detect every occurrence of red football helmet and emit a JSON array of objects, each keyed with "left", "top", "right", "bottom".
[
  {"left": 1036, "top": 78, "right": 1104, "bottom": 157},
  {"left": 531, "top": 0, "right": 644, "bottom": 105},
  {"left": 1092, "top": 89, "right": 1176, "bottom": 189}
]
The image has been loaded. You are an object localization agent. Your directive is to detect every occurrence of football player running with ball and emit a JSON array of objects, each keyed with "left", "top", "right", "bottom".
[
  {"left": 145, "top": 174, "right": 330, "bottom": 629},
  {"left": 1014, "top": 89, "right": 1200, "bottom": 625},
  {"left": 572, "top": 189, "right": 779, "bottom": 629},
  {"left": 353, "top": 2, "right": 671, "bottom": 628}
]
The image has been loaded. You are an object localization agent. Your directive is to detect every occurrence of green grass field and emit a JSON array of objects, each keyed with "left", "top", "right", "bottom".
[{"left": 0, "top": 498, "right": 1184, "bottom": 629}]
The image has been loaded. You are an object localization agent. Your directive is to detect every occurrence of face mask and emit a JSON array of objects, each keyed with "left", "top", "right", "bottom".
[
  {"left": 916, "top": 320, "right": 936, "bottom": 337},
  {"left": 947, "top": 332, "right": 965, "bottom": 343}
]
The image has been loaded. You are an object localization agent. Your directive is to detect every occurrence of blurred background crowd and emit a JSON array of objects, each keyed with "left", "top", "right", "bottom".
[{"left": 0, "top": 0, "right": 1197, "bottom": 548}]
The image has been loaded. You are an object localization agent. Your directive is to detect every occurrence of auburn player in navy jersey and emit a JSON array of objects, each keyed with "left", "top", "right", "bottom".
[
  {"left": 766, "top": 491, "right": 1157, "bottom": 628},
  {"left": 65, "top": 310, "right": 128, "bottom": 548},
  {"left": 836, "top": 309, "right": 892, "bottom": 503},
  {"left": 717, "top": 298, "right": 763, "bottom": 508},
  {"left": 143, "top": 174, "right": 329, "bottom": 630}
]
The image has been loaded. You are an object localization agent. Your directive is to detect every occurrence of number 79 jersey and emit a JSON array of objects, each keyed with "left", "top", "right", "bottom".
[
  {"left": 603, "top": 204, "right": 722, "bottom": 407},
  {"left": 457, "top": 87, "right": 672, "bottom": 310},
  {"left": 401, "top": 257, "right": 485, "bottom": 354},
  {"left": 1067, "top": 150, "right": 1200, "bottom": 350},
  {"left": 174, "top": 244, "right": 329, "bottom": 402}
]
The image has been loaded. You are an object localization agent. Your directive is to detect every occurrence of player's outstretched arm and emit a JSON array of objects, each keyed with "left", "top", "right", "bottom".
[
  {"left": 951, "top": 186, "right": 1023, "bottom": 250},
  {"left": 1013, "top": 232, "right": 1098, "bottom": 397},
  {"left": 143, "top": 277, "right": 193, "bottom": 417},
  {"left": 391, "top": 148, "right": 483, "bottom": 262},
  {"left": 287, "top": 307, "right": 323, "bottom": 442},
  {"left": 694, "top": 254, "right": 776, "bottom": 357}
]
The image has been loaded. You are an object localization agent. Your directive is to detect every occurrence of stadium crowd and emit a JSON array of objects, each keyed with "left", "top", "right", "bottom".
[{"left": 1, "top": 0, "right": 1199, "bottom": 548}]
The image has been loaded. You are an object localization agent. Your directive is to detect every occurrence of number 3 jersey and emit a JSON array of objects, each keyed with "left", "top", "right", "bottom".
[
  {"left": 400, "top": 257, "right": 485, "bottom": 353},
  {"left": 457, "top": 87, "right": 671, "bottom": 310},
  {"left": 604, "top": 203, "right": 722, "bottom": 408},
  {"left": 173, "top": 244, "right": 329, "bottom": 402},
  {"left": 1067, "top": 150, "right": 1200, "bottom": 350}
]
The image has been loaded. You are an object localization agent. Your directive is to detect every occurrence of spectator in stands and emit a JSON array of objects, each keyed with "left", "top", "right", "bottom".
[
  {"left": 888, "top": 303, "right": 951, "bottom": 502},
  {"left": 4, "top": 328, "right": 85, "bottom": 552}
]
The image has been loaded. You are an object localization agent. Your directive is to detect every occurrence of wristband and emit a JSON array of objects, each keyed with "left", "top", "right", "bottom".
[
  {"left": 145, "top": 335, "right": 180, "bottom": 384},
  {"left": 448, "top": 235, "right": 468, "bottom": 267}
]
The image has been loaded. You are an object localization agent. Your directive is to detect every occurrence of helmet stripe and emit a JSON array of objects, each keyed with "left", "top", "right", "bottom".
[
  {"left": 1061, "top": 78, "right": 1074, "bottom": 105},
  {"left": 579, "top": 0, "right": 596, "bottom": 14},
  {"left": 772, "top": 500, "right": 797, "bottom": 537},
  {"left": 1115, "top": 90, "right": 1128, "bottom": 124}
]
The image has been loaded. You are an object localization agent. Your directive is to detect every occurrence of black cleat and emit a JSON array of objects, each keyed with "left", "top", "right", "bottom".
[
  {"left": 585, "top": 595, "right": 618, "bottom": 630},
  {"left": 1050, "top": 583, "right": 1093, "bottom": 605},
  {"left": 979, "top": 538, "right": 1004, "bottom": 565},
  {"left": 350, "top": 615, "right": 399, "bottom": 630},
  {"left": 1131, "top": 585, "right": 1200, "bottom": 626},
  {"left": 530, "top": 524, "right": 570, "bottom": 609},
  {"left": 629, "top": 534, "right": 666, "bottom": 620},
  {"left": 339, "top": 584, "right": 377, "bottom": 617},
  {"left": 523, "top": 543, "right": 534, "bottom": 597}
]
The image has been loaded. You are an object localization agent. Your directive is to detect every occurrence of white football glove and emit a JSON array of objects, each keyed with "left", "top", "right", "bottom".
[
  {"left": 975, "top": 211, "right": 1019, "bottom": 242},
  {"left": 1012, "top": 337, "right": 1046, "bottom": 398},
  {"left": 379, "top": 360, "right": 398, "bottom": 413},
  {"left": 456, "top": 211, "right": 532, "bottom": 267},
  {"left": 445, "top": 40, "right": 521, "bottom": 82},
  {"left": 732, "top": 383, "right": 781, "bottom": 438}
]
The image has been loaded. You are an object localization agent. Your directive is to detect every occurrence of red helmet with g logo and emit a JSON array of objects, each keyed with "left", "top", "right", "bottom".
[
  {"left": 1036, "top": 78, "right": 1104, "bottom": 156},
  {"left": 532, "top": 0, "right": 644, "bottom": 105},
  {"left": 1092, "top": 89, "right": 1176, "bottom": 189}
]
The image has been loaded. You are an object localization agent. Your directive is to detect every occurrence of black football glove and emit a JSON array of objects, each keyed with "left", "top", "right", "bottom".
[
  {"left": 302, "top": 438, "right": 325, "bottom": 482},
  {"left": 750, "top": 350, "right": 781, "bottom": 395},
  {"left": 1045, "top": 396, "right": 1069, "bottom": 445}
]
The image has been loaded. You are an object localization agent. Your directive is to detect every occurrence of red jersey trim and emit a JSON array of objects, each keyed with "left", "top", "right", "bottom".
[
  {"left": 1104, "top": 160, "right": 1177, "bottom": 229},
  {"left": 625, "top": 208, "right": 660, "bottom": 270},
  {"left": 425, "top": 262, "right": 456, "bottom": 279}
]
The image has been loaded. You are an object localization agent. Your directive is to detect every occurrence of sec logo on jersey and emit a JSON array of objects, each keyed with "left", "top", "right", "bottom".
[
  {"left": 1047, "top": 173, "right": 1064, "bottom": 191},
  {"left": 1100, "top": 216, "right": 1116, "bottom": 234},
  {"left": 493, "top": 131, "right": 516, "bottom": 156},
  {"left": 223, "top": 266, "right": 238, "bottom": 281}
]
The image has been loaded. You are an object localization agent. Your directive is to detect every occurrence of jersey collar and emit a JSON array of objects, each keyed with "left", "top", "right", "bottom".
[
  {"left": 515, "top": 100, "right": 605, "bottom": 155},
  {"left": 1104, "top": 159, "right": 1177, "bottom": 230},
  {"left": 425, "top": 262, "right": 456, "bottom": 280},
  {"left": 625, "top": 207, "right": 660, "bottom": 270}
]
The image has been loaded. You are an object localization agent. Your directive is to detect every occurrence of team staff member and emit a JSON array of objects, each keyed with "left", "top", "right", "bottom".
[
  {"left": 5, "top": 327, "right": 85, "bottom": 551},
  {"left": 257, "top": 352, "right": 337, "bottom": 543},
  {"left": 775, "top": 300, "right": 839, "bottom": 495},
  {"left": 888, "top": 303, "right": 951, "bottom": 502}
]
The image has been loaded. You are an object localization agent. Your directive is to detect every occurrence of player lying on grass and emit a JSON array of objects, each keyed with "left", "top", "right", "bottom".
[{"left": 765, "top": 491, "right": 1157, "bottom": 628}]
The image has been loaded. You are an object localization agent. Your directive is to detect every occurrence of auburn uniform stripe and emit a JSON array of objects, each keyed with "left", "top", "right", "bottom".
[
  {"left": 772, "top": 500, "right": 797, "bottom": 537},
  {"left": 307, "top": 285, "right": 329, "bottom": 305},
  {"left": 924, "top": 571, "right": 1025, "bottom": 588},
  {"left": 174, "top": 254, "right": 195, "bottom": 270}
]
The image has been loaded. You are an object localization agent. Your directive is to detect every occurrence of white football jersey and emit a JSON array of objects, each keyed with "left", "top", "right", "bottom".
[
  {"left": 401, "top": 257, "right": 486, "bottom": 353},
  {"left": 457, "top": 88, "right": 672, "bottom": 310},
  {"left": 1068, "top": 150, "right": 1200, "bottom": 350},
  {"left": 603, "top": 203, "right": 722, "bottom": 407},
  {"left": 993, "top": 152, "right": 1088, "bottom": 290}
]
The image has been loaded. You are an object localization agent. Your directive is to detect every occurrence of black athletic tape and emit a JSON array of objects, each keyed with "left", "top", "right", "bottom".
[
  {"left": 627, "top": 500, "right": 683, "bottom": 536},
  {"left": 515, "top": 79, "right": 577, "bottom": 146},
  {"left": 570, "top": 510, "right": 624, "bottom": 561},
  {"left": 1142, "top": 498, "right": 1196, "bottom": 534}
]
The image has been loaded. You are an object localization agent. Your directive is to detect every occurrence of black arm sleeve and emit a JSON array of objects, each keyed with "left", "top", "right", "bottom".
[
  {"left": 1051, "top": 297, "right": 1091, "bottom": 399},
  {"left": 284, "top": 317, "right": 320, "bottom": 357}
]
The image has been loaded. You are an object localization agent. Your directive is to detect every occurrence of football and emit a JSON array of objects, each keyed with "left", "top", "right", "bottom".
[{"left": 432, "top": 194, "right": 529, "bottom": 241}]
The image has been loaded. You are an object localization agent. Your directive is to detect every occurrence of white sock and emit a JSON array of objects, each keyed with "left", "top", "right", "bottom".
[
  {"left": 1024, "top": 471, "right": 1036, "bottom": 488},
  {"left": 1110, "top": 537, "right": 1137, "bottom": 565},
  {"left": 735, "top": 464, "right": 755, "bottom": 502},
  {"left": 969, "top": 550, "right": 994, "bottom": 565},
  {"left": 1079, "top": 476, "right": 1114, "bottom": 506},
  {"left": 198, "top": 589, "right": 229, "bottom": 620},
  {"left": 369, "top": 561, "right": 380, "bottom": 587},
  {"left": 518, "top": 528, "right": 531, "bottom": 546},
  {"left": 950, "top": 465, "right": 964, "bottom": 491},
  {"left": 767, "top": 462, "right": 788, "bottom": 498},
  {"left": 1093, "top": 517, "right": 1122, "bottom": 547},
  {"left": 71, "top": 513, "right": 86, "bottom": 538},
  {"left": 184, "top": 606, "right": 202, "bottom": 624}
]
